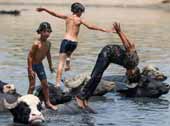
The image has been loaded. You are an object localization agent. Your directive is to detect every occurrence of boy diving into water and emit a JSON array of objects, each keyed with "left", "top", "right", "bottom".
[{"left": 76, "top": 23, "right": 140, "bottom": 109}]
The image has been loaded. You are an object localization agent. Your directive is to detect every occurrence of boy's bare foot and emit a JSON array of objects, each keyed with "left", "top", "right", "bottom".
[
  {"left": 45, "top": 103, "right": 58, "bottom": 111},
  {"left": 75, "top": 96, "right": 86, "bottom": 109}
]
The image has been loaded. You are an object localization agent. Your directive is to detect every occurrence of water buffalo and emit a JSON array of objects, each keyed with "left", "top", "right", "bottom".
[
  {"left": 0, "top": 81, "right": 44, "bottom": 125},
  {"left": 35, "top": 65, "right": 169, "bottom": 106},
  {"left": 0, "top": 80, "right": 16, "bottom": 94},
  {"left": 64, "top": 73, "right": 115, "bottom": 96},
  {"left": 35, "top": 77, "right": 115, "bottom": 105},
  {"left": 104, "top": 65, "right": 170, "bottom": 98},
  {"left": 4, "top": 94, "right": 44, "bottom": 125},
  {"left": 2, "top": 66, "right": 168, "bottom": 124}
]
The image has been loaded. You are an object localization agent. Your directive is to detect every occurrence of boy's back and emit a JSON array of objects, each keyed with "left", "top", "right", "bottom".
[{"left": 65, "top": 15, "right": 81, "bottom": 41}]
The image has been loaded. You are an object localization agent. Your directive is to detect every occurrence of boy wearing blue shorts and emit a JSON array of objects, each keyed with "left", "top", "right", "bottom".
[{"left": 27, "top": 22, "right": 57, "bottom": 110}]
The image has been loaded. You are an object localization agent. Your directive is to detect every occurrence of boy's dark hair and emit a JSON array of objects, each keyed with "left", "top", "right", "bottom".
[
  {"left": 127, "top": 67, "right": 141, "bottom": 83},
  {"left": 71, "top": 2, "right": 85, "bottom": 13},
  {"left": 36, "top": 22, "right": 52, "bottom": 34}
]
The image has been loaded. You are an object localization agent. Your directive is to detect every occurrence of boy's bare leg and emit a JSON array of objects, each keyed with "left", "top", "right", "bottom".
[
  {"left": 65, "top": 58, "right": 71, "bottom": 71},
  {"left": 84, "top": 100, "right": 88, "bottom": 107},
  {"left": 41, "top": 79, "right": 58, "bottom": 110},
  {"left": 56, "top": 53, "right": 67, "bottom": 86},
  {"left": 65, "top": 52, "right": 71, "bottom": 71},
  {"left": 75, "top": 96, "right": 86, "bottom": 109},
  {"left": 27, "top": 75, "right": 36, "bottom": 94}
]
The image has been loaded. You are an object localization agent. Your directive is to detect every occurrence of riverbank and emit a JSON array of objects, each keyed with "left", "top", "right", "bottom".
[
  {"left": 0, "top": 0, "right": 167, "bottom": 6},
  {"left": 0, "top": 0, "right": 170, "bottom": 12}
]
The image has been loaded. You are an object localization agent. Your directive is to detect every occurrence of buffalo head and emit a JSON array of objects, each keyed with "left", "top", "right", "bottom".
[
  {"left": 0, "top": 80, "right": 16, "bottom": 94},
  {"left": 117, "top": 65, "right": 170, "bottom": 98},
  {"left": 142, "top": 64, "right": 167, "bottom": 81},
  {"left": 4, "top": 94, "right": 44, "bottom": 125},
  {"left": 118, "top": 77, "right": 170, "bottom": 98}
]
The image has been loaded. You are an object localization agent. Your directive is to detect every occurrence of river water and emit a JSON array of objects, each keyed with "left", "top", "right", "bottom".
[{"left": 0, "top": 2, "right": 170, "bottom": 126}]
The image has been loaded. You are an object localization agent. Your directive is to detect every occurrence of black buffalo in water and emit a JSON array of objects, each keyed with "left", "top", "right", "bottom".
[
  {"left": 35, "top": 76, "right": 115, "bottom": 105},
  {"left": 0, "top": 81, "right": 43, "bottom": 125},
  {"left": 1, "top": 65, "right": 169, "bottom": 124},
  {"left": 0, "top": 80, "right": 16, "bottom": 94},
  {"left": 35, "top": 65, "right": 170, "bottom": 106},
  {"left": 4, "top": 94, "right": 44, "bottom": 125},
  {"left": 104, "top": 65, "right": 169, "bottom": 98}
]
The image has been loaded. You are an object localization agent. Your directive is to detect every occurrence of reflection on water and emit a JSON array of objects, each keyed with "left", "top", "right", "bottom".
[{"left": 0, "top": 2, "right": 170, "bottom": 126}]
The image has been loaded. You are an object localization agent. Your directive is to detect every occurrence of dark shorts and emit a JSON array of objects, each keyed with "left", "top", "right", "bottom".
[
  {"left": 32, "top": 63, "right": 47, "bottom": 81},
  {"left": 59, "top": 39, "right": 77, "bottom": 54}
]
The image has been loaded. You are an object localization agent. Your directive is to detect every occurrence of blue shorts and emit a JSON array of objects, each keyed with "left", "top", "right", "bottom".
[
  {"left": 59, "top": 39, "right": 77, "bottom": 54},
  {"left": 32, "top": 63, "right": 47, "bottom": 81}
]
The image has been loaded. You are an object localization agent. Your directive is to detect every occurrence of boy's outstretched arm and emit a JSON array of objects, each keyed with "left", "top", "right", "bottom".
[
  {"left": 36, "top": 7, "right": 67, "bottom": 19},
  {"left": 27, "top": 44, "right": 37, "bottom": 79},
  {"left": 81, "top": 19, "right": 115, "bottom": 33},
  {"left": 113, "top": 22, "right": 135, "bottom": 52},
  {"left": 46, "top": 43, "right": 55, "bottom": 73}
]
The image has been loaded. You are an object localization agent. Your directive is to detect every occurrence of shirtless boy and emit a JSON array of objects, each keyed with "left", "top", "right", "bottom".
[
  {"left": 27, "top": 22, "right": 57, "bottom": 110},
  {"left": 37, "top": 2, "right": 114, "bottom": 87}
]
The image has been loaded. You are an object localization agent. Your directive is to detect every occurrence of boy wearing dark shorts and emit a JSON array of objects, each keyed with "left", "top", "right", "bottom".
[
  {"left": 27, "top": 22, "right": 57, "bottom": 110},
  {"left": 37, "top": 2, "right": 115, "bottom": 87}
]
